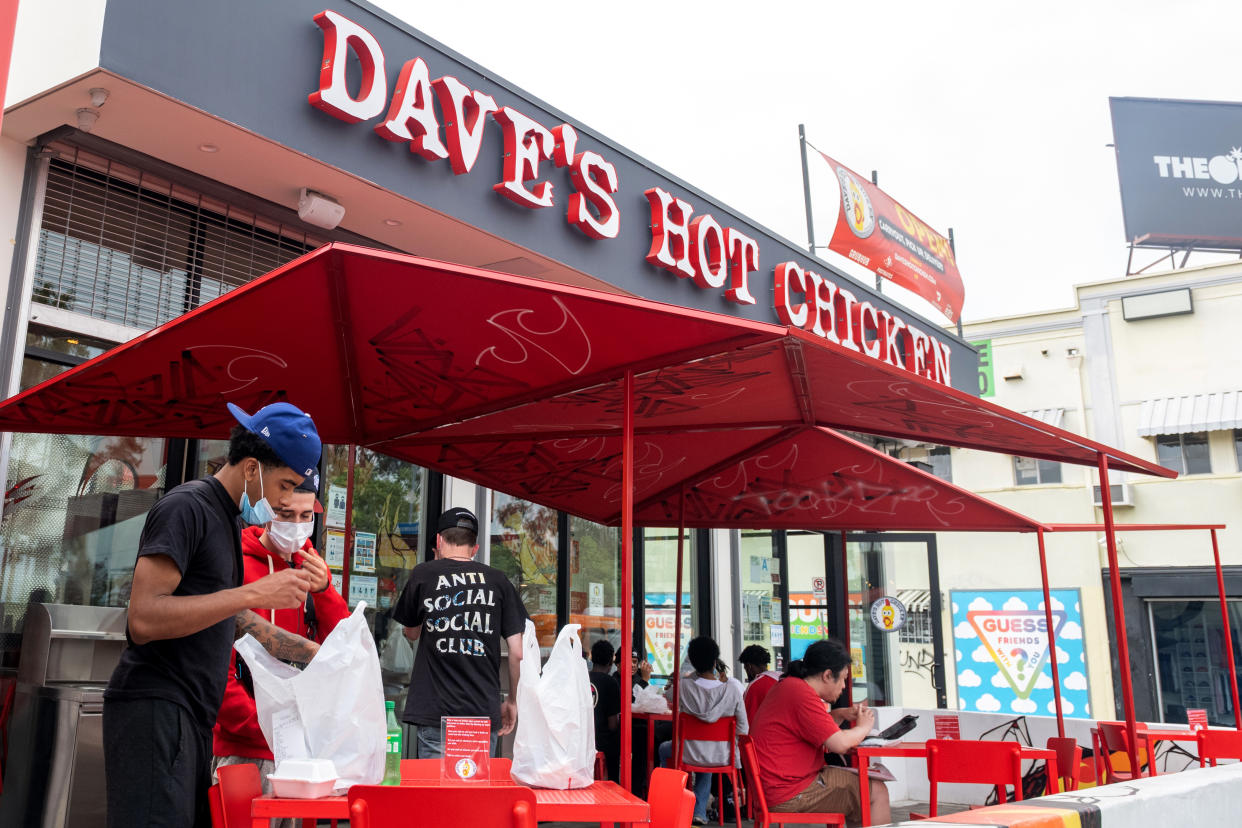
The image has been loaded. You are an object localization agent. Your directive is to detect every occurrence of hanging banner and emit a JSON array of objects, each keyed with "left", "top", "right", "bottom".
[
  {"left": 951, "top": 588, "right": 1091, "bottom": 719},
  {"left": 818, "top": 152, "right": 965, "bottom": 323}
]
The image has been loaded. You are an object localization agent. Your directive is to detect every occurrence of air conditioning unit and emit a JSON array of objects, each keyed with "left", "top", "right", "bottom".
[{"left": 1092, "top": 483, "right": 1134, "bottom": 508}]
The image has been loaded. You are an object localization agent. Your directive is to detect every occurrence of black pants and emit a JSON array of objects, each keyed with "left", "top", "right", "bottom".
[{"left": 103, "top": 697, "right": 212, "bottom": 828}]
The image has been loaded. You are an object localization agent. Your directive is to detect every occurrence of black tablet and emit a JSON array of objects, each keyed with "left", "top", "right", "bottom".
[{"left": 878, "top": 714, "right": 918, "bottom": 741}]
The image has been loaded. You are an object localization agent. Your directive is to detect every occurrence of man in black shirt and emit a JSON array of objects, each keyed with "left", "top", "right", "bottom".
[
  {"left": 103, "top": 402, "right": 323, "bottom": 828},
  {"left": 394, "top": 507, "right": 527, "bottom": 758},
  {"left": 588, "top": 639, "right": 621, "bottom": 780}
]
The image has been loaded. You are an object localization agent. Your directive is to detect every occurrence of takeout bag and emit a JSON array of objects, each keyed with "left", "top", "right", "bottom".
[
  {"left": 632, "top": 682, "right": 670, "bottom": 714},
  {"left": 235, "top": 602, "right": 385, "bottom": 793},
  {"left": 510, "top": 621, "right": 595, "bottom": 789}
]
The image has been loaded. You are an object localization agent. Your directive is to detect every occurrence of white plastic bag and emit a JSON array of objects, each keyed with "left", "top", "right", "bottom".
[
  {"left": 235, "top": 602, "right": 386, "bottom": 793},
  {"left": 632, "top": 682, "right": 671, "bottom": 714},
  {"left": 510, "top": 621, "right": 595, "bottom": 789}
]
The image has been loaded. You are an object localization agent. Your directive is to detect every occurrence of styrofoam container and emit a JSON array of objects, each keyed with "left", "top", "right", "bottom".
[{"left": 268, "top": 759, "right": 338, "bottom": 799}]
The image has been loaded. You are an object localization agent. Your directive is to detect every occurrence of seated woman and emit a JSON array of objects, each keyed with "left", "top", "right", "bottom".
[
  {"left": 750, "top": 639, "right": 890, "bottom": 825},
  {"left": 657, "top": 636, "right": 747, "bottom": 825}
]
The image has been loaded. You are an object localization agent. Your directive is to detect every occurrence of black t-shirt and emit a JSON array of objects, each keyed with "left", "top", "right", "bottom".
[
  {"left": 588, "top": 670, "right": 621, "bottom": 748},
  {"left": 393, "top": 558, "right": 527, "bottom": 727},
  {"left": 105, "top": 477, "right": 243, "bottom": 729}
]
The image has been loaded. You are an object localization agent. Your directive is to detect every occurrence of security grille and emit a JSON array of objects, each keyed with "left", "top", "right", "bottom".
[{"left": 32, "top": 143, "right": 324, "bottom": 331}]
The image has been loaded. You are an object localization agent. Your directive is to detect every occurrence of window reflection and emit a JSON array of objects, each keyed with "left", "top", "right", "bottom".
[{"left": 489, "top": 493, "right": 558, "bottom": 648}]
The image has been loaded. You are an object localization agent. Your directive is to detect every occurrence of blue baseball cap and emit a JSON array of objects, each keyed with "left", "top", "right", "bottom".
[{"left": 227, "top": 401, "right": 321, "bottom": 478}]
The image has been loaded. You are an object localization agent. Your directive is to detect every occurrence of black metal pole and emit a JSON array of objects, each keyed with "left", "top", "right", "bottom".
[{"left": 798, "top": 124, "right": 816, "bottom": 255}]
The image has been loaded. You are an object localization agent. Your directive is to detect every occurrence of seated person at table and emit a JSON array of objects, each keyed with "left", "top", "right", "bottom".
[
  {"left": 657, "top": 636, "right": 748, "bottom": 825},
  {"left": 616, "top": 646, "right": 654, "bottom": 688},
  {"left": 739, "top": 644, "right": 780, "bottom": 722},
  {"left": 588, "top": 639, "right": 622, "bottom": 781},
  {"left": 751, "top": 639, "right": 890, "bottom": 825}
]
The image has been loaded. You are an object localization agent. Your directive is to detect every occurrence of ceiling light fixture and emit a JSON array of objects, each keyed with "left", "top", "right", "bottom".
[
  {"left": 199, "top": 143, "right": 220, "bottom": 153},
  {"left": 88, "top": 87, "right": 110, "bottom": 107},
  {"left": 75, "top": 108, "right": 99, "bottom": 133},
  {"left": 383, "top": 219, "right": 401, "bottom": 227}
]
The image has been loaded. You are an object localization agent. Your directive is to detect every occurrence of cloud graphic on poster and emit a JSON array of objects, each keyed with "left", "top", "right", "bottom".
[
  {"left": 958, "top": 669, "right": 982, "bottom": 687},
  {"left": 1064, "top": 671, "right": 1088, "bottom": 691},
  {"left": 1003, "top": 597, "right": 1029, "bottom": 611},
  {"left": 976, "top": 693, "right": 1002, "bottom": 712},
  {"left": 1038, "top": 597, "right": 1065, "bottom": 611},
  {"left": 972, "top": 645, "right": 992, "bottom": 663},
  {"left": 1035, "top": 672, "right": 1053, "bottom": 689},
  {"left": 956, "top": 649, "right": 963, "bottom": 662},
  {"left": 1012, "top": 698, "right": 1038, "bottom": 713},
  {"left": 1060, "top": 621, "right": 1083, "bottom": 640},
  {"left": 969, "top": 597, "right": 993, "bottom": 611},
  {"left": 1056, "top": 647, "right": 1070, "bottom": 664},
  {"left": 955, "top": 621, "right": 975, "bottom": 639},
  {"left": 959, "top": 698, "right": 967, "bottom": 709},
  {"left": 952, "top": 602, "right": 959, "bottom": 614},
  {"left": 1047, "top": 699, "right": 1075, "bottom": 715},
  {"left": 1075, "top": 602, "right": 1081, "bottom": 613},
  {"left": 991, "top": 672, "right": 1009, "bottom": 688}
]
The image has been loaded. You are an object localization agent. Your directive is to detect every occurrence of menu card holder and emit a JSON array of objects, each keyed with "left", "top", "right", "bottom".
[
  {"left": 1187, "top": 708, "right": 1209, "bottom": 731},
  {"left": 441, "top": 717, "right": 492, "bottom": 783},
  {"left": 933, "top": 714, "right": 961, "bottom": 740}
]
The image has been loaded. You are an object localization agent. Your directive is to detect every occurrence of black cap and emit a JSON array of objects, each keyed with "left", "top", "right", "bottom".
[{"left": 437, "top": 507, "right": 479, "bottom": 535}]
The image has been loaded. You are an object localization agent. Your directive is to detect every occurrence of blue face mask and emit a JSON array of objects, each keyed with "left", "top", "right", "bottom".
[{"left": 239, "top": 463, "right": 275, "bottom": 526}]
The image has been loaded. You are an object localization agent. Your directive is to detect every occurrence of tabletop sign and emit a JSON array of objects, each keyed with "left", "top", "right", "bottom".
[
  {"left": 933, "top": 714, "right": 961, "bottom": 740},
  {"left": 1187, "top": 708, "right": 1209, "bottom": 731},
  {"left": 869, "top": 596, "right": 907, "bottom": 633},
  {"left": 441, "top": 717, "right": 492, "bottom": 783}
]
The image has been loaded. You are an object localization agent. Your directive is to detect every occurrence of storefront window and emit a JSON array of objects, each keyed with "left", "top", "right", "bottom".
[
  {"left": 847, "top": 539, "right": 891, "bottom": 706},
  {"left": 787, "top": 531, "right": 830, "bottom": 662},
  {"left": 739, "top": 530, "right": 785, "bottom": 672},
  {"left": 0, "top": 432, "right": 165, "bottom": 667},
  {"left": 642, "top": 528, "right": 696, "bottom": 681},
  {"left": 569, "top": 517, "right": 620, "bottom": 656},
  {"left": 1150, "top": 598, "right": 1242, "bottom": 726},
  {"left": 1156, "top": 432, "right": 1210, "bottom": 475},
  {"left": 490, "top": 493, "right": 558, "bottom": 647}
]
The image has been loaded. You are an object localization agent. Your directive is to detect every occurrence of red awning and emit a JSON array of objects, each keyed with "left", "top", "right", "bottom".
[{"left": 0, "top": 245, "right": 1172, "bottom": 497}]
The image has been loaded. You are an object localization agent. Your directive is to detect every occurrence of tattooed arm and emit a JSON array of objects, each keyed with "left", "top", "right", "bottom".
[{"left": 235, "top": 610, "right": 320, "bottom": 663}]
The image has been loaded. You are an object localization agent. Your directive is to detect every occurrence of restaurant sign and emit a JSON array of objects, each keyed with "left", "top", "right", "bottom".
[{"left": 306, "top": 10, "right": 954, "bottom": 387}]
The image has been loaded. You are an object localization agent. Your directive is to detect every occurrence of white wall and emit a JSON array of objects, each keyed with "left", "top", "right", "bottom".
[
  {"left": 0, "top": 134, "right": 27, "bottom": 308},
  {"left": 5, "top": 0, "right": 106, "bottom": 108}
]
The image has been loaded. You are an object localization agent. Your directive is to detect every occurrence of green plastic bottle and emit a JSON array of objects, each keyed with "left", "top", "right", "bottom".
[{"left": 383, "top": 700, "right": 402, "bottom": 785}]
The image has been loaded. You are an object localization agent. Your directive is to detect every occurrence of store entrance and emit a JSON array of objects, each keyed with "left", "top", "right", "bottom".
[{"left": 780, "top": 532, "right": 945, "bottom": 709}]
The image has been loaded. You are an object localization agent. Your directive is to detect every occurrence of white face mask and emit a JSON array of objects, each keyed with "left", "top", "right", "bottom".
[{"left": 267, "top": 520, "right": 314, "bottom": 558}]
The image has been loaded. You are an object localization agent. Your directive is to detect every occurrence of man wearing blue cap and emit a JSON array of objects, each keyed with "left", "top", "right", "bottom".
[{"left": 103, "top": 401, "right": 324, "bottom": 828}]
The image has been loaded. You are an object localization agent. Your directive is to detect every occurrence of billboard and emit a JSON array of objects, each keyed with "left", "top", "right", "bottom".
[
  {"left": 951, "top": 589, "right": 1091, "bottom": 719},
  {"left": 1111, "top": 97, "right": 1242, "bottom": 248},
  {"left": 818, "top": 153, "right": 965, "bottom": 323}
]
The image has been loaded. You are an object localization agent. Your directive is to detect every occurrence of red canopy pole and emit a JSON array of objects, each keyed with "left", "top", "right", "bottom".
[
  {"left": 619, "top": 369, "right": 634, "bottom": 791},
  {"left": 841, "top": 529, "right": 852, "bottom": 707},
  {"left": 671, "top": 486, "right": 687, "bottom": 763},
  {"left": 1037, "top": 528, "right": 1065, "bottom": 739},
  {"left": 1210, "top": 528, "right": 1242, "bottom": 730},
  {"left": 1097, "top": 453, "right": 1141, "bottom": 776}
]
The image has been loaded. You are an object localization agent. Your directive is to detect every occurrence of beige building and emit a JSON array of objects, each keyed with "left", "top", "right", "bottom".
[{"left": 919, "top": 260, "right": 1242, "bottom": 726}]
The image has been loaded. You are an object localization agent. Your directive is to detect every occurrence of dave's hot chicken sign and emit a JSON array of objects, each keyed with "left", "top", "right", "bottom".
[{"left": 307, "top": 10, "right": 955, "bottom": 387}]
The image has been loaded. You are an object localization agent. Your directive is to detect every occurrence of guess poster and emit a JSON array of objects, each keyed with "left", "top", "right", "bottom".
[{"left": 950, "top": 589, "right": 1091, "bottom": 719}]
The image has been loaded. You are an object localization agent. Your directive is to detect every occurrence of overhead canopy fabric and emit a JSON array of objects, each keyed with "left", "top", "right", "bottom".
[
  {"left": 1137, "top": 392, "right": 1242, "bottom": 437},
  {"left": 0, "top": 245, "right": 1172, "bottom": 500}
]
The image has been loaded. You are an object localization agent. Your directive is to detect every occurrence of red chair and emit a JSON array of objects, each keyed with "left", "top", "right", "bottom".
[
  {"left": 208, "top": 784, "right": 225, "bottom": 828},
  {"left": 737, "top": 735, "right": 844, "bottom": 827},
  {"left": 1097, "top": 722, "right": 1148, "bottom": 783},
  {"left": 400, "top": 756, "right": 512, "bottom": 781},
  {"left": 347, "top": 784, "right": 537, "bottom": 828},
  {"left": 1197, "top": 729, "right": 1242, "bottom": 767},
  {"left": 215, "top": 763, "right": 263, "bottom": 828},
  {"left": 912, "top": 739, "right": 1023, "bottom": 819},
  {"left": 648, "top": 767, "right": 691, "bottom": 828},
  {"left": 0, "top": 678, "right": 15, "bottom": 795},
  {"left": 1046, "top": 736, "right": 1083, "bottom": 792},
  {"left": 674, "top": 716, "right": 743, "bottom": 826}
]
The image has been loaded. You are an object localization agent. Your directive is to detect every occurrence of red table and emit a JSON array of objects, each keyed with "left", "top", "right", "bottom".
[
  {"left": 250, "top": 779, "right": 650, "bottom": 827},
  {"left": 632, "top": 711, "right": 673, "bottom": 785},
  {"left": 853, "top": 741, "right": 1058, "bottom": 827}
]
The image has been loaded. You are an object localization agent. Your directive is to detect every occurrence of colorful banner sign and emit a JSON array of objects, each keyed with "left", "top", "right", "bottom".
[
  {"left": 818, "top": 152, "right": 965, "bottom": 323},
  {"left": 951, "top": 589, "right": 1090, "bottom": 719}
]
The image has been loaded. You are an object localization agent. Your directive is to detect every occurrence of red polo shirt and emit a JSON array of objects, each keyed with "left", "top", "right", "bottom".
[
  {"left": 744, "top": 672, "right": 778, "bottom": 723},
  {"left": 750, "top": 677, "right": 838, "bottom": 806}
]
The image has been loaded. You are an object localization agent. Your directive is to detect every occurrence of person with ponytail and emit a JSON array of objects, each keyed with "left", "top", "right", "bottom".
[{"left": 750, "top": 639, "right": 891, "bottom": 824}]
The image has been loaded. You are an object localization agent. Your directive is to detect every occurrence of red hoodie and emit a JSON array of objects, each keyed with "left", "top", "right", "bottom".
[{"left": 212, "top": 525, "right": 350, "bottom": 759}]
